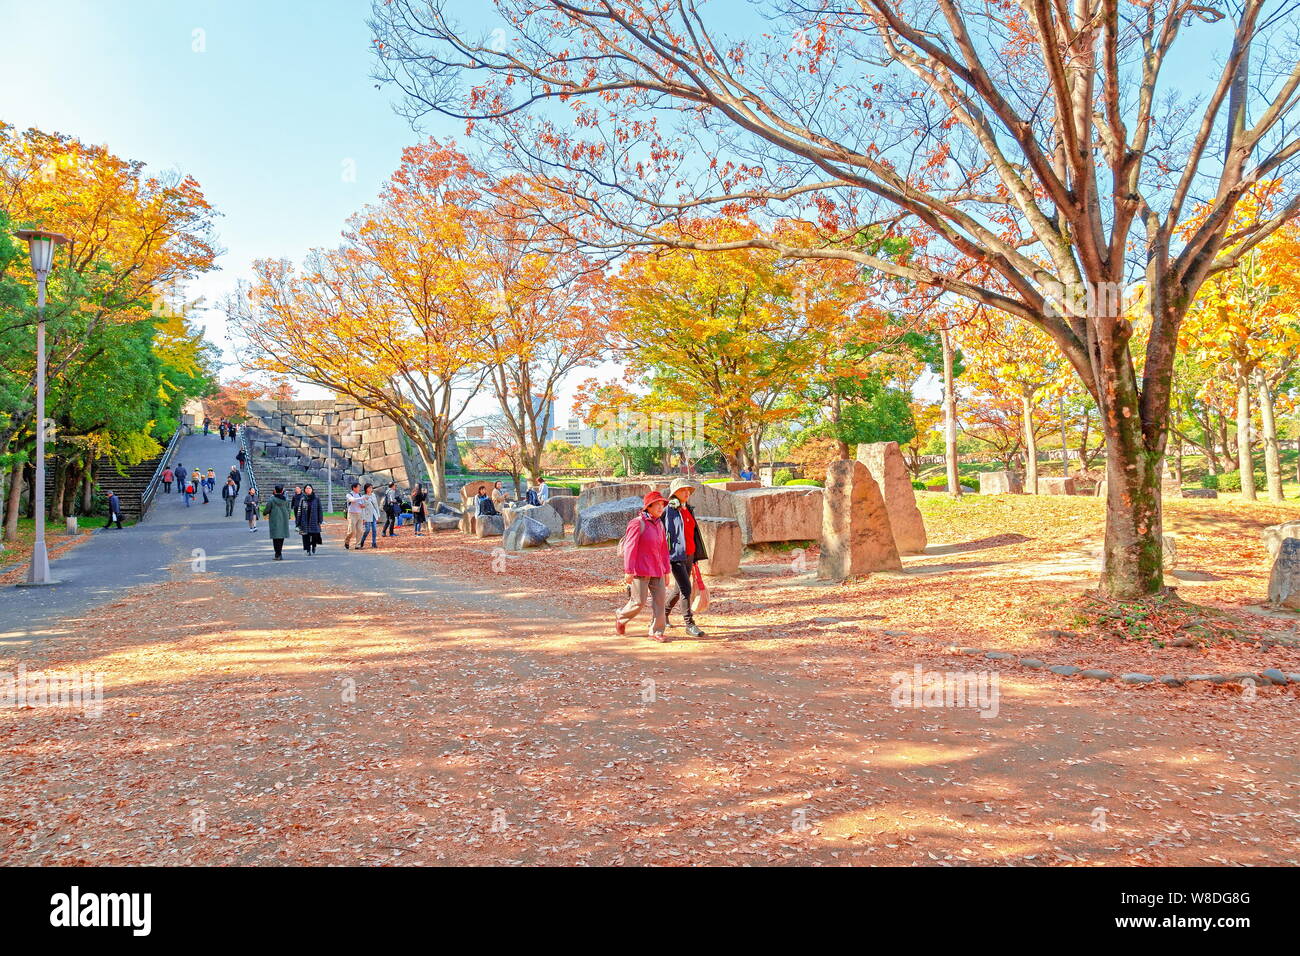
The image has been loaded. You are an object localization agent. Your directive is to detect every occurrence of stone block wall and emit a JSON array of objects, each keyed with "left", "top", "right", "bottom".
[{"left": 244, "top": 399, "right": 413, "bottom": 489}]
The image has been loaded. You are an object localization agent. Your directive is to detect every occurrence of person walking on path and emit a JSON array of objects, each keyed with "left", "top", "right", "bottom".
[
  {"left": 410, "top": 483, "right": 428, "bottom": 536},
  {"left": 103, "top": 490, "right": 123, "bottom": 530},
  {"left": 161, "top": 466, "right": 174, "bottom": 494},
  {"left": 228, "top": 464, "right": 241, "bottom": 495},
  {"left": 182, "top": 475, "right": 195, "bottom": 508},
  {"left": 296, "top": 484, "right": 323, "bottom": 554},
  {"left": 244, "top": 487, "right": 259, "bottom": 532},
  {"left": 219, "top": 420, "right": 227, "bottom": 441},
  {"left": 381, "top": 482, "right": 400, "bottom": 537},
  {"left": 236, "top": 447, "right": 247, "bottom": 471},
  {"left": 205, "top": 468, "right": 216, "bottom": 493},
  {"left": 175, "top": 462, "right": 189, "bottom": 504},
  {"left": 228, "top": 422, "right": 237, "bottom": 443},
  {"left": 358, "top": 483, "right": 382, "bottom": 549},
  {"left": 344, "top": 482, "right": 367, "bottom": 550},
  {"left": 615, "top": 491, "right": 672, "bottom": 643},
  {"left": 203, "top": 416, "right": 211, "bottom": 435},
  {"left": 290, "top": 485, "right": 304, "bottom": 527},
  {"left": 262, "top": 484, "right": 292, "bottom": 560},
  {"left": 221, "top": 477, "right": 239, "bottom": 516},
  {"left": 662, "top": 478, "right": 708, "bottom": 638}
]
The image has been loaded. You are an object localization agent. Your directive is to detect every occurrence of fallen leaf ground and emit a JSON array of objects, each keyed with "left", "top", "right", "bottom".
[{"left": 1, "top": 494, "right": 1297, "bottom": 866}]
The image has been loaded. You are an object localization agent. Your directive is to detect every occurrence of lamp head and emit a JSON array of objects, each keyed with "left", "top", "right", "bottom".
[{"left": 15, "top": 229, "right": 69, "bottom": 279}]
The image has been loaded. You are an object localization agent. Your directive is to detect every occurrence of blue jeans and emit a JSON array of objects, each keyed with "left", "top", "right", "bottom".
[
  {"left": 360, "top": 519, "right": 378, "bottom": 548},
  {"left": 183, "top": 491, "right": 191, "bottom": 507}
]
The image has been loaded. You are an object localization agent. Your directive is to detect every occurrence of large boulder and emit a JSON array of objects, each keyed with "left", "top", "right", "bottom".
[
  {"left": 696, "top": 517, "right": 742, "bottom": 577},
  {"left": 980, "top": 471, "right": 1023, "bottom": 494},
  {"left": 428, "top": 514, "right": 460, "bottom": 532},
  {"left": 855, "top": 441, "right": 927, "bottom": 554},
  {"left": 818, "top": 460, "right": 902, "bottom": 581},
  {"left": 503, "top": 515, "right": 552, "bottom": 551},
  {"left": 435, "top": 501, "right": 461, "bottom": 517},
  {"left": 732, "top": 486, "right": 822, "bottom": 545},
  {"left": 1263, "top": 520, "right": 1300, "bottom": 559},
  {"left": 1037, "top": 476, "right": 1077, "bottom": 495},
  {"left": 1268, "top": 538, "right": 1300, "bottom": 609},
  {"left": 474, "top": 514, "right": 504, "bottom": 538},
  {"left": 504, "top": 503, "right": 564, "bottom": 540},
  {"left": 574, "top": 495, "right": 644, "bottom": 546},
  {"left": 575, "top": 481, "right": 653, "bottom": 513},
  {"left": 546, "top": 495, "right": 578, "bottom": 527},
  {"left": 679, "top": 482, "right": 738, "bottom": 520},
  {"left": 458, "top": 510, "right": 475, "bottom": 534}
]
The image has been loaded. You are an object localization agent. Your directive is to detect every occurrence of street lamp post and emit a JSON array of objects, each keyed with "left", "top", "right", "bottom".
[{"left": 15, "top": 229, "right": 70, "bottom": 587}]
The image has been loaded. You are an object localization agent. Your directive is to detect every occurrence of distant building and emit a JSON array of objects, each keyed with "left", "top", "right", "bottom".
[{"left": 557, "top": 416, "right": 599, "bottom": 447}]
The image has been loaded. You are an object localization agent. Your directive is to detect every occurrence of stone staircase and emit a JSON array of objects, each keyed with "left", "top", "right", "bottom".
[{"left": 46, "top": 450, "right": 168, "bottom": 520}]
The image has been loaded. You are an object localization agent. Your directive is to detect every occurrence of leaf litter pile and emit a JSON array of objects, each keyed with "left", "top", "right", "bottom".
[{"left": 1, "top": 496, "right": 1297, "bottom": 866}]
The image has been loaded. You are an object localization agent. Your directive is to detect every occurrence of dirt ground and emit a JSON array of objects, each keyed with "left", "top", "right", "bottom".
[{"left": 1, "top": 495, "right": 1297, "bottom": 866}]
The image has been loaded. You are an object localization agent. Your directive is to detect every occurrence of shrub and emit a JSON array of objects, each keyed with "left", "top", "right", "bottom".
[
  {"left": 773, "top": 468, "right": 793, "bottom": 486},
  {"left": 787, "top": 478, "right": 823, "bottom": 487},
  {"left": 911, "top": 479, "right": 927, "bottom": 491},
  {"left": 1215, "top": 471, "right": 1265, "bottom": 493},
  {"left": 1200, "top": 474, "right": 1219, "bottom": 490},
  {"left": 613, "top": 463, "right": 627, "bottom": 478}
]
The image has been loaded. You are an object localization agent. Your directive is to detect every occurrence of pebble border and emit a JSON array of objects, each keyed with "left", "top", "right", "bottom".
[{"left": 898, "top": 632, "right": 1298, "bottom": 689}]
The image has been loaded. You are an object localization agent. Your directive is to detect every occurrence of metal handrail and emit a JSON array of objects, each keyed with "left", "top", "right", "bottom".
[
  {"left": 140, "top": 425, "right": 185, "bottom": 516},
  {"left": 239, "top": 426, "right": 258, "bottom": 498}
]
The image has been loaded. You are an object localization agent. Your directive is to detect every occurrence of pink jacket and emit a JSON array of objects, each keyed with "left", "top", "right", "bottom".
[{"left": 623, "top": 512, "right": 670, "bottom": 577}]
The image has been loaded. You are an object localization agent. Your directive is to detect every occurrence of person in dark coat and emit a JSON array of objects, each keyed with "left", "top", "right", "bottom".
[
  {"left": 410, "top": 483, "right": 428, "bottom": 536},
  {"left": 290, "top": 485, "right": 304, "bottom": 531},
  {"left": 296, "top": 484, "right": 323, "bottom": 554},
  {"left": 103, "top": 491, "right": 123, "bottom": 530},
  {"left": 236, "top": 448, "right": 247, "bottom": 470},
  {"left": 262, "top": 484, "right": 292, "bottom": 560},
  {"left": 228, "top": 465, "right": 241, "bottom": 494},
  {"left": 221, "top": 477, "right": 239, "bottom": 517},
  {"left": 244, "top": 487, "right": 259, "bottom": 531},
  {"left": 662, "top": 478, "right": 709, "bottom": 637}
]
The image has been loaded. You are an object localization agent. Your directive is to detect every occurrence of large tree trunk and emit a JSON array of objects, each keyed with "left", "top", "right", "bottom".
[
  {"left": 4, "top": 463, "right": 23, "bottom": 542},
  {"left": 1259, "top": 373, "right": 1284, "bottom": 501},
  {"left": 941, "top": 327, "right": 961, "bottom": 497},
  {"left": 51, "top": 460, "right": 67, "bottom": 523},
  {"left": 1236, "top": 373, "right": 1256, "bottom": 500},
  {"left": 1021, "top": 392, "right": 1038, "bottom": 494},
  {"left": 1093, "top": 322, "right": 1167, "bottom": 599}
]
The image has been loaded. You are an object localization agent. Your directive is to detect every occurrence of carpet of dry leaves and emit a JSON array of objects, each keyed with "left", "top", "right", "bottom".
[{"left": 1, "top": 494, "right": 1297, "bottom": 866}]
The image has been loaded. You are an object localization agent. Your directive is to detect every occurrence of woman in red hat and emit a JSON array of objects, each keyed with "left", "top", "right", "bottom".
[{"left": 615, "top": 490, "right": 672, "bottom": 642}]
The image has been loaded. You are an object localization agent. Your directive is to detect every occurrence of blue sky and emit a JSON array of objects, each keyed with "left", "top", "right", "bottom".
[
  {"left": 0, "top": 0, "right": 1235, "bottom": 418},
  {"left": 0, "top": 0, "right": 473, "bottom": 393}
]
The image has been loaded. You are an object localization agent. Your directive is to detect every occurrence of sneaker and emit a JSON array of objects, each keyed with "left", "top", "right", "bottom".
[
  {"left": 648, "top": 632, "right": 671, "bottom": 643},
  {"left": 344, "top": 542, "right": 350, "bottom": 550},
  {"left": 614, "top": 620, "right": 626, "bottom": 635},
  {"left": 685, "top": 623, "right": 705, "bottom": 638}
]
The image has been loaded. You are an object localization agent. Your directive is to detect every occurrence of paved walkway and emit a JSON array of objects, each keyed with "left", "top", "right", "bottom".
[{"left": 0, "top": 431, "right": 571, "bottom": 650}]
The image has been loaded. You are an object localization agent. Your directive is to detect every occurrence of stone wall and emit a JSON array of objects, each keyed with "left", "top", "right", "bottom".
[{"left": 244, "top": 399, "right": 417, "bottom": 489}]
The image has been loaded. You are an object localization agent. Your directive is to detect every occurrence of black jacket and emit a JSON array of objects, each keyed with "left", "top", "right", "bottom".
[
  {"left": 662, "top": 500, "right": 708, "bottom": 564},
  {"left": 296, "top": 495, "right": 323, "bottom": 534}
]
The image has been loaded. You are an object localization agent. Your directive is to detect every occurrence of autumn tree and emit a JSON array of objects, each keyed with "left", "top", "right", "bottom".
[
  {"left": 229, "top": 141, "right": 491, "bottom": 500},
  {"left": 372, "top": 0, "right": 1300, "bottom": 598}
]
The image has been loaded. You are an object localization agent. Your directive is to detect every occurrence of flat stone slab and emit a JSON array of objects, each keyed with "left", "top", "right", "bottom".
[
  {"left": 1019, "top": 658, "right": 1046, "bottom": 669},
  {"left": 1121, "top": 673, "right": 1156, "bottom": 684},
  {"left": 732, "top": 486, "right": 822, "bottom": 545},
  {"left": 1261, "top": 668, "right": 1289, "bottom": 685},
  {"left": 979, "top": 471, "right": 1023, "bottom": 495},
  {"left": 1080, "top": 669, "right": 1114, "bottom": 680}
]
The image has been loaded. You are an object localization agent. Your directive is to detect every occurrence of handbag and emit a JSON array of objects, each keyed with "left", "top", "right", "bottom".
[{"left": 690, "top": 562, "right": 709, "bottom": 615}]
